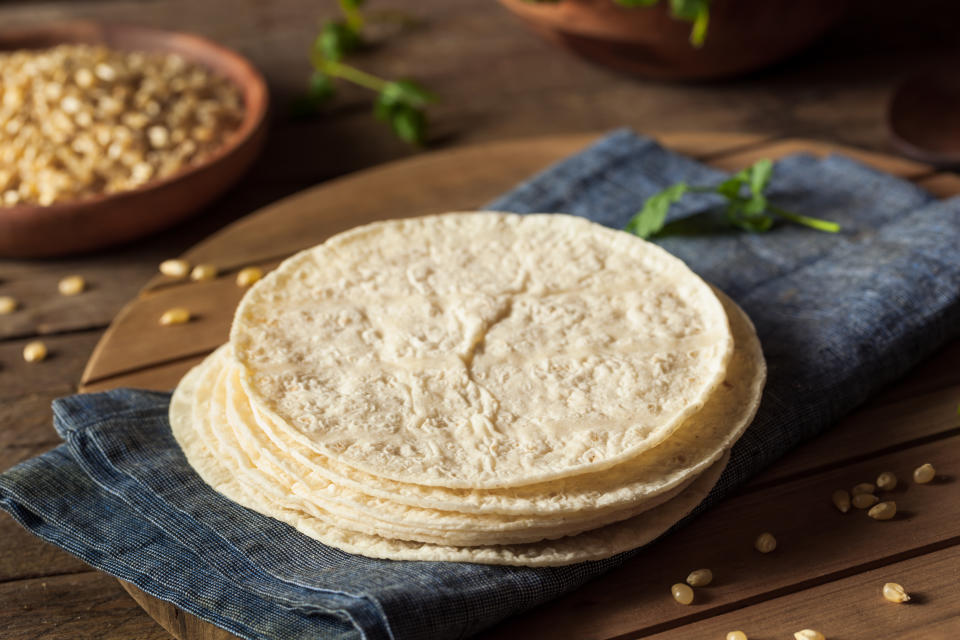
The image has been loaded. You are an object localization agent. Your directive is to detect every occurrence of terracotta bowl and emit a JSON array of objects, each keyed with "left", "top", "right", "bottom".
[
  {"left": 498, "top": 0, "right": 850, "bottom": 80},
  {"left": 0, "top": 21, "right": 269, "bottom": 258}
]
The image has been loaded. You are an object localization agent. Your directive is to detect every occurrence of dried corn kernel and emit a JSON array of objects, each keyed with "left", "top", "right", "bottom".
[
  {"left": 159, "top": 307, "right": 191, "bottom": 325},
  {"left": 670, "top": 583, "right": 693, "bottom": 605},
  {"left": 876, "top": 471, "right": 898, "bottom": 491},
  {"left": 868, "top": 501, "right": 897, "bottom": 521},
  {"left": 831, "top": 489, "right": 851, "bottom": 513},
  {"left": 236, "top": 266, "right": 263, "bottom": 287},
  {"left": 23, "top": 340, "right": 48, "bottom": 362},
  {"left": 57, "top": 274, "right": 86, "bottom": 296},
  {"left": 0, "top": 295, "right": 17, "bottom": 314},
  {"left": 794, "top": 630, "right": 825, "bottom": 640},
  {"left": 726, "top": 632, "right": 748, "bottom": 640},
  {"left": 882, "top": 582, "right": 910, "bottom": 603},
  {"left": 159, "top": 258, "right": 191, "bottom": 278},
  {"left": 754, "top": 532, "right": 777, "bottom": 553},
  {"left": 190, "top": 263, "right": 217, "bottom": 281},
  {"left": 852, "top": 493, "right": 878, "bottom": 509},
  {"left": 685, "top": 568, "right": 712, "bottom": 587},
  {"left": 913, "top": 463, "right": 935, "bottom": 484},
  {"left": 851, "top": 482, "right": 875, "bottom": 496}
]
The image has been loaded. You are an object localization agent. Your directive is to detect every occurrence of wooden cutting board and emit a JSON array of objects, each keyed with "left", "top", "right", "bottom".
[{"left": 79, "top": 132, "right": 960, "bottom": 640}]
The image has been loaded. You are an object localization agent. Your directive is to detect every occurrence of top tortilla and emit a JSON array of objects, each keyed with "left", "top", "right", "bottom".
[{"left": 230, "top": 212, "right": 733, "bottom": 488}]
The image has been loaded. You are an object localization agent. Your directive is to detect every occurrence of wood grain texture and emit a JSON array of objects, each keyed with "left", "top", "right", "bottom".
[
  {"left": 70, "top": 134, "right": 960, "bottom": 640},
  {"left": 642, "top": 544, "right": 960, "bottom": 640},
  {"left": 0, "top": 519, "right": 90, "bottom": 583},
  {"left": 483, "top": 435, "right": 960, "bottom": 639},
  {"left": 0, "top": 571, "right": 169, "bottom": 640}
]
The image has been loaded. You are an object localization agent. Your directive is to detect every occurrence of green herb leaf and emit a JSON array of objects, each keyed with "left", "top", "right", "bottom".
[
  {"left": 316, "top": 20, "right": 361, "bottom": 62},
  {"left": 689, "top": 5, "right": 709, "bottom": 46},
  {"left": 390, "top": 104, "right": 427, "bottom": 145},
  {"left": 727, "top": 208, "right": 774, "bottom": 233},
  {"left": 625, "top": 183, "right": 689, "bottom": 238},
  {"left": 747, "top": 158, "right": 773, "bottom": 196},
  {"left": 626, "top": 158, "right": 840, "bottom": 238},
  {"left": 379, "top": 80, "right": 437, "bottom": 109},
  {"left": 669, "top": 0, "right": 710, "bottom": 20}
]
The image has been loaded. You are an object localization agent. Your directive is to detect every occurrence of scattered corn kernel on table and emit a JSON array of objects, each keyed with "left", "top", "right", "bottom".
[{"left": 2, "top": 1, "right": 960, "bottom": 639}]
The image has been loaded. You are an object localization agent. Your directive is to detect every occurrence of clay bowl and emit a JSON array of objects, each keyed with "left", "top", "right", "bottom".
[
  {"left": 498, "top": 0, "right": 850, "bottom": 80},
  {"left": 888, "top": 72, "right": 960, "bottom": 167},
  {"left": 0, "top": 21, "right": 269, "bottom": 258}
]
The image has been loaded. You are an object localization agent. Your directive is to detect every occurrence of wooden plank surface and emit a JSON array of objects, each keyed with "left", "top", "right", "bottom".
[
  {"left": 643, "top": 545, "right": 960, "bottom": 640},
  {"left": 3, "top": 1, "right": 960, "bottom": 638},
  {"left": 483, "top": 435, "right": 960, "bottom": 639}
]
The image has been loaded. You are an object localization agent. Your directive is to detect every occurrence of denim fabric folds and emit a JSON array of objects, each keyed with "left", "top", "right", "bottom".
[{"left": 3, "top": 130, "right": 959, "bottom": 640}]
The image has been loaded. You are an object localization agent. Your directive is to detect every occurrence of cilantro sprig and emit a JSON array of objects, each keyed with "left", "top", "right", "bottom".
[
  {"left": 298, "top": 0, "right": 436, "bottom": 145},
  {"left": 625, "top": 159, "right": 841, "bottom": 239}
]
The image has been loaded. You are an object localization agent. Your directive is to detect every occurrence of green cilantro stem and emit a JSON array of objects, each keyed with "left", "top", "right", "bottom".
[
  {"left": 313, "top": 57, "right": 390, "bottom": 94},
  {"left": 769, "top": 205, "right": 841, "bottom": 233},
  {"left": 338, "top": 0, "right": 365, "bottom": 32}
]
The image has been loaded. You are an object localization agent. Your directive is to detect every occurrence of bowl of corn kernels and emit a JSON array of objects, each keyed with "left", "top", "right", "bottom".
[{"left": 0, "top": 21, "right": 269, "bottom": 258}]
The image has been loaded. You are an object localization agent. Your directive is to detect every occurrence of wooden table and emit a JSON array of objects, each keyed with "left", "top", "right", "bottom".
[{"left": 2, "top": 1, "right": 959, "bottom": 639}]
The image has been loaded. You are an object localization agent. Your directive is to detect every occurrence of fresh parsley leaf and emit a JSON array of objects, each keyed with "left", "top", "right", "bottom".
[
  {"left": 626, "top": 159, "right": 840, "bottom": 239},
  {"left": 747, "top": 158, "right": 773, "bottom": 196},
  {"left": 669, "top": 0, "right": 707, "bottom": 20},
  {"left": 379, "top": 80, "right": 437, "bottom": 109},
  {"left": 316, "top": 20, "right": 361, "bottom": 62},
  {"left": 389, "top": 104, "right": 427, "bottom": 145},
  {"left": 625, "top": 183, "right": 689, "bottom": 238},
  {"left": 689, "top": 5, "right": 709, "bottom": 46}
]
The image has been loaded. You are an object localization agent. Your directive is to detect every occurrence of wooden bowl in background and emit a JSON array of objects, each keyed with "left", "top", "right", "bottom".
[
  {"left": 0, "top": 21, "right": 269, "bottom": 258},
  {"left": 498, "top": 0, "right": 850, "bottom": 80}
]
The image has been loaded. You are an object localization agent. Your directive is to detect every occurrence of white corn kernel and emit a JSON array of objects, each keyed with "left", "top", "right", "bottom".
[
  {"left": 868, "top": 501, "right": 897, "bottom": 521},
  {"left": 913, "top": 463, "right": 935, "bottom": 484},
  {"left": 159, "top": 307, "right": 190, "bottom": 326},
  {"left": 876, "top": 471, "right": 898, "bottom": 491},
  {"left": 851, "top": 482, "right": 875, "bottom": 496},
  {"left": 754, "top": 532, "right": 777, "bottom": 553},
  {"left": 852, "top": 493, "right": 878, "bottom": 509},
  {"left": 882, "top": 582, "right": 910, "bottom": 603},
  {"left": 23, "top": 340, "right": 48, "bottom": 362},
  {"left": 685, "top": 568, "right": 713, "bottom": 587},
  {"left": 159, "top": 259, "right": 191, "bottom": 278},
  {"left": 670, "top": 583, "right": 693, "bottom": 605},
  {"left": 147, "top": 125, "right": 170, "bottom": 149},
  {"left": 831, "top": 489, "right": 850, "bottom": 513},
  {"left": 0, "top": 295, "right": 17, "bottom": 314},
  {"left": 726, "top": 632, "right": 748, "bottom": 640},
  {"left": 190, "top": 263, "right": 218, "bottom": 281},
  {"left": 236, "top": 266, "right": 263, "bottom": 287},
  {"left": 794, "top": 630, "right": 825, "bottom": 640},
  {"left": 57, "top": 274, "right": 86, "bottom": 296}
]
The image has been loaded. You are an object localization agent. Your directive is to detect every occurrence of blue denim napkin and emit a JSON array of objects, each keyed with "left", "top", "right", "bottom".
[{"left": 3, "top": 130, "right": 959, "bottom": 640}]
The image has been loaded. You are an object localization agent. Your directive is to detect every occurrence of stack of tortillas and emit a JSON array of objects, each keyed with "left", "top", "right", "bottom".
[{"left": 171, "top": 212, "right": 766, "bottom": 566}]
